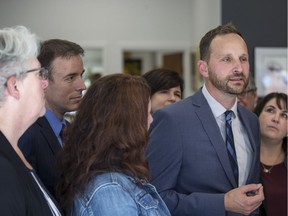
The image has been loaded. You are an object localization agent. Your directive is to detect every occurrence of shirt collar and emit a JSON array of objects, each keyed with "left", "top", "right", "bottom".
[
  {"left": 45, "top": 108, "right": 66, "bottom": 136},
  {"left": 202, "top": 83, "right": 238, "bottom": 119},
  {"left": 230, "top": 101, "right": 238, "bottom": 119}
]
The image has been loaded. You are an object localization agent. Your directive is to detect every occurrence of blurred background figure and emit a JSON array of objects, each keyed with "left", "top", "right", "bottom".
[
  {"left": 0, "top": 26, "right": 62, "bottom": 215},
  {"left": 237, "top": 75, "right": 258, "bottom": 112},
  {"left": 262, "top": 61, "right": 288, "bottom": 95},
  {"left": 142, "top": 68, "right": 184, "bottom": 113},
  {"left": 254, "top": 92, "right": 287, "bottom": 216},
  {"left": 19, "top": 39, "right": 86, "bottom": 198},
  {"left": 57, "top": 73, "right": 171, "bottom": 216}
]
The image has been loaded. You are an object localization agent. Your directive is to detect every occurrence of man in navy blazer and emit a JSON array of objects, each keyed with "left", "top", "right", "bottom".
[
  {"left": 18, "top": 116, "right": 63, "bottom": 198},
  {"left": 146, "top": 23, "right": 264, "bottom": 216},
  {"left": 19, "top": 39, "right": 86, "bottom": 198}
]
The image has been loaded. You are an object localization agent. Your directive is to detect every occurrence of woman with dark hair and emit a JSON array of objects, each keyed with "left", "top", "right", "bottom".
[
  {"left": 57, "top": 73, "right": 170, "bottom": 215},
  {"left": 143, "top": 68, "right": 184, "bottom": 113},
  {"left": 254, "top": 92, "right": 287, "bottom": 216}
]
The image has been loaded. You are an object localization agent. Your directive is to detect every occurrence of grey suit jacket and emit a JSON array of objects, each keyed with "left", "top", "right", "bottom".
[
  {"left": 146, "top": 89, "right": 261, "bottom": 216},
  {"left": 18, "top": 116, "right": 62, "bottom": 198}
]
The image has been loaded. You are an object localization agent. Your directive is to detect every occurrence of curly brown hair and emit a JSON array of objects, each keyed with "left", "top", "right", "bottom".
[{"left": 56, "top": 73, "right": 151, "bottom": 211}]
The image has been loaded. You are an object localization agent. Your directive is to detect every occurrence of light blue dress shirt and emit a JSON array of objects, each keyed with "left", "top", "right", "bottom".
[{"left": 45, "top": 108, "right": 66, "bottom": 146}]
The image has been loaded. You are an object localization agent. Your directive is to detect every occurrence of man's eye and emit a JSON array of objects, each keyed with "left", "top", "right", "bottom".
[
  {"left": 223, "top": 57, "right": 231, "bottom": 62},
  {"left": 65, "top": 76, "right": 74, "bottom": 81},
  {"left": 240, "top": 57, "right": 248, "bottom": 62}
]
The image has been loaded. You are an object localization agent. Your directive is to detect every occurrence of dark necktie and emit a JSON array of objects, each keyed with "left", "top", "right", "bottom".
[
  {"left": 59, "top": 123, "right": 66, "bottom": 145},
  {"left": 225, "top": 110, "right": 238, "bottom": 185}
]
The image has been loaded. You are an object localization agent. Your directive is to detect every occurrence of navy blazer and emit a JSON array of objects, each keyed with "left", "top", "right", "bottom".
[
  {"left": 19, "top": 116, "right": 62, "bottom": 198},
  {"left": 146, "top": 89, "right": 261, "bottom": 216}
]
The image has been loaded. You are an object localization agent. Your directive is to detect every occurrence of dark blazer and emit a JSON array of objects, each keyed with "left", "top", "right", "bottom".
[
  {"left": 146, "top": 89, "right": 261, "bottom": 216},
  {"left": 0, "top": 131, "right": 62, "bottom": 215},
  {"left": 19, "top": 116, "right": 62, "bottom": 198}
]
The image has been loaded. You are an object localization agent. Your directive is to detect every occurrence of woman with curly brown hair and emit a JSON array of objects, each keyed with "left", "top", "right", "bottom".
[{"left": 57, "top": 73, "right": 170, "bottom": 215}]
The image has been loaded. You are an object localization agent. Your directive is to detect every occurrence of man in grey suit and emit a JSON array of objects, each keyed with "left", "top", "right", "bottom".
[
  {"left": 19, "top": 39, "right": 86, "bottom": 198},
  {"left": 146, "top": 23, "right": 264, "bottom": 216}
]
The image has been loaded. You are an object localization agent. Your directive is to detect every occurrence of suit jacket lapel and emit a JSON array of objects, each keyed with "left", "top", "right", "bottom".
[
  {"left": 193, "top": 91, "right": 238, "bottom": 187},
  {"left": 36, "top": 117, "right": 62, "bottom": 154},
  {"left": 237, "top": 106, "right": 256, "bottom": 153}
]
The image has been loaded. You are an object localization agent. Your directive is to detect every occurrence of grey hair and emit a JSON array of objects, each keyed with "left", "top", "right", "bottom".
[{"left": 0, "top": 25, "right": 39, "bottom": 103}]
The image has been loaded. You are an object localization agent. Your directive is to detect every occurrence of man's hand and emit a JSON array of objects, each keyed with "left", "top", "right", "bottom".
[{"left": 224, "top": 184, "right": 264, "bottom": 215}]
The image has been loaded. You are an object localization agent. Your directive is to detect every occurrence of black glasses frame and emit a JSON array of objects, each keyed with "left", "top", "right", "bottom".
[{"left": 26, "top": 67, "right": 49, "bottom": 80}]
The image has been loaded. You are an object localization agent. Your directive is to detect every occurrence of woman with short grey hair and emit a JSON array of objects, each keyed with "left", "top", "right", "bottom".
[{"left": 0, "top": 26, "right": 62, "bottom": 215}]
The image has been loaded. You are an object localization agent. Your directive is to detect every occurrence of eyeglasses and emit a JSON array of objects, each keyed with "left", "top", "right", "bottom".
[{"left": 26, "top": 67, "right": 49, "bottom": 80}]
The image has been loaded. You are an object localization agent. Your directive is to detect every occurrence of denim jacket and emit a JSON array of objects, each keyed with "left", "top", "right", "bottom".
[{"left": 70, "top": 172, "right": 171, "bottom": 216}]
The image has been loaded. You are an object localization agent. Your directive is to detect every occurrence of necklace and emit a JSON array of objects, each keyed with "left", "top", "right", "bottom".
[
  {"left": 261, "top": 163, "right": 274, "bottom": 174},
  {"left": 261, "top": 151, "right": 283, "bottom": 174}
]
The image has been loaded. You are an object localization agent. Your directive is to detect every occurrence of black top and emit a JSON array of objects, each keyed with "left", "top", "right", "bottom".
[{"left": 0, "top": 131, "right": 63, "bottom": 215}]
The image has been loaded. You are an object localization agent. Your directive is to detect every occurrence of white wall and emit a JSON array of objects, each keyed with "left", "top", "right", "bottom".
[{"left": 0, "top": 0, "right": 221, "bottom": 96}]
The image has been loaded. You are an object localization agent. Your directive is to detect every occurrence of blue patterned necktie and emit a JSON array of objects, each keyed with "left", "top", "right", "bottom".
[{"left": 225, "top": 110, "right": 238, "bottom": 185}]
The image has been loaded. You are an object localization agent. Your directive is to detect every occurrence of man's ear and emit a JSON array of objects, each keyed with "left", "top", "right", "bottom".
[
  {"left": 6, "top": 76, "right": 20, "bottom": 99},
  {"left": 197, "top": 60, "right": 209, "bottom": 78}
]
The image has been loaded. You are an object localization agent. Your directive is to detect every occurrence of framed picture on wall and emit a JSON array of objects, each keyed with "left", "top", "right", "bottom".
[
  {"left": 82, "top": 48, "right": 104, "bottom": 87},
  {"left": 124, "top": 58, "right": 142, "bottom": 76},
  {"left": 255, "top": 47, "right": 287, "bottom": 97}
]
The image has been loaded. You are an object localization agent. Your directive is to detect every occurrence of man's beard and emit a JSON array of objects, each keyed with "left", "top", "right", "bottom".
[{"left": 208, "top": 68, "right": 249, "bottom": 95}]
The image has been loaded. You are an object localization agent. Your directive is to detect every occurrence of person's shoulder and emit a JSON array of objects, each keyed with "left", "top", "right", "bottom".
[
  {"left": 80, "top": 172, "right": 135, "bottom": 201},
  {"left": 153, "top": 94, "right": 198, "bottom": 121},
  {"left": 25, "top": 116, "right": 47, "bottom": 132},
  {"left": 90, "top": 172, "right": 134, "bottom": 188},
  {"left": 238, "top": 104, "right": 258, "bottom": 120},
  {"left": 20, "top": 117, "right": 44, "bottom": 137},
  {"left": 237, "top": 105, "right": 259, "bottom": 130},
  {"left": 93, "top": 172, "right": 145, "bottom": 199},
  {"left": 19, "top": 116, "right": 47, "bottom": 146},
  {"left": 166, "top": 90, "right": 203, "bottom": 111},
  {"left": 73, "top": 173, "right": 141, "bottom": 215}
]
